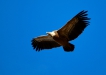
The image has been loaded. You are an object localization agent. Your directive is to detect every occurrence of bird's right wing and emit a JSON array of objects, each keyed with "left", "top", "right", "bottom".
[{"left": 31, "top": 35, "right": 61, "bottom": 51}]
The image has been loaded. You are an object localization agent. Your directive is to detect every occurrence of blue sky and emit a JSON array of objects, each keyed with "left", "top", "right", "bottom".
[{"left": 0, "top": 0, "right": 106, "bottom": 75}]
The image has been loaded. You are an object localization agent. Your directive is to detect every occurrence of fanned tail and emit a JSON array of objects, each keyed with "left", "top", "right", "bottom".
[{"left": 63, "top": 43, "right": 74, "bottom": 52}]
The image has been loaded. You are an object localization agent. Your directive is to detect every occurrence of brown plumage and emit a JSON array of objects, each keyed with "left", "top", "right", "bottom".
[{"left": 31, "top": 10, "right": 90, "bottom": 52}]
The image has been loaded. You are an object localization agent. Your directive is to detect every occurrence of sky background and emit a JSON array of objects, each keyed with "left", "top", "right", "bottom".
[{"left": 0, "top": 0, "right": 106, "bottom": 75}]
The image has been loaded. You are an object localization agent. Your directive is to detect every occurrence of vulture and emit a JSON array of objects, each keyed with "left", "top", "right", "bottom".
[{"left": 31, "top": 10, "right": 90, "bottom": 52}]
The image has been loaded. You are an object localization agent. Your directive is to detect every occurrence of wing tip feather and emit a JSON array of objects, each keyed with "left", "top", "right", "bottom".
[{"left": 76, "top": 10, "right": 90, "bottom": 25}]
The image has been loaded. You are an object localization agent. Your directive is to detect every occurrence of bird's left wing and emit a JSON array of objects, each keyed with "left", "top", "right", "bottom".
[
  {"left": 57, "top": 10, "right": 90, "bottom": 41},
  {"left": 31, "top": 35, "right": 61, "bottom": 51}
]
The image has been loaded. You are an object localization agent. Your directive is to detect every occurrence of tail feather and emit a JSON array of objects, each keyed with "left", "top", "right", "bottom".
[{"left": 63, "top": 43, "right": 74, "bottom": 52}]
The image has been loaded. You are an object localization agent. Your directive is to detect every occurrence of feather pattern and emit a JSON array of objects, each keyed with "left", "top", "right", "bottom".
[
  {"left": 31, "top": 35, "right": 60, "bottom": 51},
  {"left": 57, "top": 10, "right": 90, "bottom": 41}
]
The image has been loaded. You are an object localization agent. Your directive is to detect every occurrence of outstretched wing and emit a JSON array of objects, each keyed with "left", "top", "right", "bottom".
[
  {"left": 57, "top": 10, "right": 90, "bottom": 41},
  {"left": 31, "top": 35, "right": 61, "bottom": 51}
]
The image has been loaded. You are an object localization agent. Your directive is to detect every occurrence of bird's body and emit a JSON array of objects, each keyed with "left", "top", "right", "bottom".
[
  {"left": 31, "top": 10, "right": 90, "bottom": 52},
  {"left": 47, "top": 31, "right": 69, "bottom": 46},
  {"left": 46, "top": 30, "right": 75, "bottom": 52}
]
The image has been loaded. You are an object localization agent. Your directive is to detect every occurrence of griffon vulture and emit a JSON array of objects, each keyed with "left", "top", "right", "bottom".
[{"left": 31, "top": 10, "right": 90, "bottom": 52}]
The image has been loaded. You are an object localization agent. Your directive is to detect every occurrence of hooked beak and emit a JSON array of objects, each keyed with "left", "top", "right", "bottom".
[
  {"left": 46, "top": 32, "right": 53, "bottom": 37},
  {"left": 46, "top": 32, "right": 51, "bottom": 35}
]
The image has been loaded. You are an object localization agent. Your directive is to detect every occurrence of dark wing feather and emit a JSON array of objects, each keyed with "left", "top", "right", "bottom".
[
  {"left": 31, "top": 35, "right": 60, "bottom": 51},
  {"left": 57, "top": 10, "right": 90, "bottom": 41}
]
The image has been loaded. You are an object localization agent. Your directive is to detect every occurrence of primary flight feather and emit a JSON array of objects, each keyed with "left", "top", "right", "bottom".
[{"left": 31, "top": 10, "right": 90, "bottom": 52}]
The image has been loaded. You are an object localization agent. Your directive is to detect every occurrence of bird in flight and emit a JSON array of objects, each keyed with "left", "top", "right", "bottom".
[{"left": 31, "top": 10, "right": 90, "bottom": 52}]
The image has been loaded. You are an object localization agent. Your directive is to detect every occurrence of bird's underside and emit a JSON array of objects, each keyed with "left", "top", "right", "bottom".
[{"left": 31, "top": 10, "right": 90, "bottom": 52}]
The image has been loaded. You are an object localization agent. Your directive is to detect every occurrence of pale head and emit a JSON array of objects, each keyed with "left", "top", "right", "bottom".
[{"left": 46, "top": 30, "right": 57, "bottom": 37}]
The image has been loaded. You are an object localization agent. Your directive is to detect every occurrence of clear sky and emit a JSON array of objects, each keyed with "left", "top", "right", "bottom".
[{"left": 0, "top": 0, "right": 106, "bottom": 75}]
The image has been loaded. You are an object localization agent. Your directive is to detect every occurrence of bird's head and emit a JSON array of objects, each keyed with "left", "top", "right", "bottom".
[{"left": 46, "top": 30, "right": 57, "bottom": 37}]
